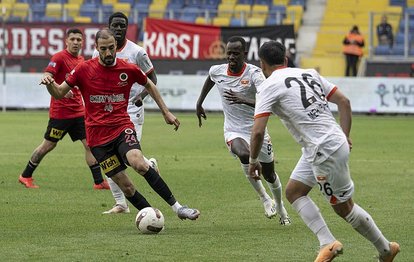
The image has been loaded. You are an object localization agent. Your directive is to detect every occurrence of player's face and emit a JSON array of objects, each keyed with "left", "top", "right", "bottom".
[
  {"left": 96, "top": 36, "right": 117, "bottom": 66},
  {"left": 66, "top": 33, "right": 83, "bottom": 56},
  {"left": 226, "top": 41, "right": 245, "bottom": 73},
  {"left": 109, "top": 17, "right": 127, "bottom": 45}
]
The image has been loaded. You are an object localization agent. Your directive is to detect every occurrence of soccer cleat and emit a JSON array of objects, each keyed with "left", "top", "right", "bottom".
[
  {"left": 277, "top": 204, "right": 292, "bottom": 226},
  {"left": 18, "top": 175, "right": 39, "bottom": 188},
  {"left": 263, "top": 198, "right": 277, "bottom": 219},
  {"left": 314, "top": 240, "right": 343, "bottom": 262},
  {"left": 177, "top": 206, "right": 200, "bottom": 220},
  {"left": 93, "top": 180, "right": 110, "bottom": 190},
  {"left": 149, "top": 158, "right": 160, "bottom": 174},
  {"left": 378, "top": 242, "right": 400, "bottom": 262},
  {"left": 102, "top": 204, "right": 130, "bottom": 214}
]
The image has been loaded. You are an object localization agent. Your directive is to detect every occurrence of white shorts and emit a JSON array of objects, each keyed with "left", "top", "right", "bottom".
[
  {"left": 290, "top": 142, "right": 354, "bottom": 205},
  {"left": 224, "top": 132, "right": 274, "bottom": 163},
  {"left": 128, "top": 104, "right": 144, "bottom": 141}
]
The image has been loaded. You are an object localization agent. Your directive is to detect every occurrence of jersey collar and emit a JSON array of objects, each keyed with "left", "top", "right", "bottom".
[{"left": 227, "top": 63, "right": 246, "bottom": 76}]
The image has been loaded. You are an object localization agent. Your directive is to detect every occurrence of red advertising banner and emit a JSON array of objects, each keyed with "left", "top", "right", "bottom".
[
  {"left": 0, "top": 23, "right": 138, "bottom": 59},
  {"left": 144, "top": 18, "right": 221, "bottom": 60}
]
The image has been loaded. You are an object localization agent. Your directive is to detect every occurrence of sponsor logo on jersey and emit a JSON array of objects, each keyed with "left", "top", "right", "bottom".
[
  {"left": 100, "top": 155, "right": 121, "bottom": 173},
  {"left": 49, "top": 128, "right": 63, "bottom": 139},
  {"left": 90, "top": 94, "right": 125, "bottom": 103},
  {"left": 316, "top": 176, "right": 326, "bottom": 181},
  {"left": 241, "top": 79, "right": 250, "bottom": 86}
]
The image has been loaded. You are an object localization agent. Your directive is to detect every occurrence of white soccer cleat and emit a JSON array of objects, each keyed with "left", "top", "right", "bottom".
[
  {"left": 177, "top": 206, "right": 200, "bottom": 220},
  {"left": 277, "top": 204, "right": 292, "bottom": 226},
  {"left": 102, "top": 204, "right": 130, "bottom": 214},
  {"left": 263, "top": 198, "right": 277, "bottom": 219}
]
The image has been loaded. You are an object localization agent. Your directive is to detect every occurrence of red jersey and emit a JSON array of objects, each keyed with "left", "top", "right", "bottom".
[
  {"left": 65, "top": 57, "right": 148, "bottom": 147},
  {"left": 45, "top": 49, "right": 85, "bottom": 119}
]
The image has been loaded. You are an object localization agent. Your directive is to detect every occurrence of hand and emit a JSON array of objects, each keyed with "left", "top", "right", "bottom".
[
  {"left": 347, "top": 137, "right": 353, "bottom": 151},
  {"left": 248, "top": 162, "right": 262, "bottom": 180},
  {"left": 134, "top": 96, "right": 143, "bottom": 107},
  {"left": 64, "top": 90, "right": 74, "bottom": 98},
  {"left": 163, "top": 111, "right": 180, "bottom": 131},
  {"left": 223, "top": 89, "right": 246, "bottom": 105},
  {"left": 196, "top": 105, "right": 206, "bottom": 127},
  {"left": 39, "top": 75, "right": 55, "bottom": 86}
]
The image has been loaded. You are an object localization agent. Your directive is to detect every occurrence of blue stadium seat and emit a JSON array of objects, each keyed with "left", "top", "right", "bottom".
[
  {"left": 230, "top": 17, "right": 244, "bottom": 26},
  {"left": 390, "top": 0, "right": 406, "bottom": 7},
  {"left": 119, "top": 0, "right": 135, "bottom": 5},
  {"left": 289, "top": 0, "right": 306, "bottom": 7},
  {"left": 254, "top": 0, "right": 272, "bottom": 6},
  {"left": 375, "top": 45, "right": 392, "bottom": 55},
  {"left": 238, "top": 0, "right": 254, "bottom": 4},
  {"left": 79, "top": 3, "right": 99, "bottom": 21},
  {"left": 391, "top": 44, "right": 405, "bottom": 55},
  {"left": 30, "top": 3, "right": 46, "bottom": 21},
  {"left": 179, "top": 6, "right": 200, "bottom": 22}
]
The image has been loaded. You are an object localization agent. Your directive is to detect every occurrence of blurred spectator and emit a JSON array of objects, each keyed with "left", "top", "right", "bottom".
[
  {"left": 342, "top": 25, "right": 364, "bottom": 77},
  {"left": 377, "top": 15, "right": 393, "bottom": 47}
]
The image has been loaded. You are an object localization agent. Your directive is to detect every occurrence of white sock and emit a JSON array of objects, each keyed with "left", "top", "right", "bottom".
[
  {"left": 292, "top": 196, "right": 336, "bottom": 247},
  {"left": 266, "top": 174, "right": 283, "bottom": 207},
  {"left": 107, "top": 177, "right": 127, "bottom": 207},
  {"left": 345, "top": 204, "right": 390, "bottom": 255},
  {"left": 241, "top": 163, "right": 271, "bottom": 201},
  {"left": 171, "top": 201, "right": 182, "bottom": 213}
]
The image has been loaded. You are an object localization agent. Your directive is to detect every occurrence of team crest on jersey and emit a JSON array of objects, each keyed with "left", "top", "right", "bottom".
[
  {"left": 125, "top": 128, "right": 134, "bottom": 134},
  {"left": 120, "top": 73, "right": 128, "bottom": 81},
  {"left": 240, "top": 79, "right": 250, "bottom": 86},
  {"left": 48, "top": 61, "right": 56, "bottom": 68}
]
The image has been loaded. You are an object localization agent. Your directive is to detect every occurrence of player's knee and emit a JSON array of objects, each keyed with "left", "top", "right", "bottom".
[
  {"left": 122, "top": 182, "right": 136, "bottom": 197},
  {"left": 130, "top": 159, "right": 149, "bottom": 175},
  {"left": 238, "top": 152, "right": 250, "bottom": 164}
]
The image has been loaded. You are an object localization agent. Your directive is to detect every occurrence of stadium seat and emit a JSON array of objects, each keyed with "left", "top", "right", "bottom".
[
  {"left": 212, "top": 16, "right": 230, "bottom": 26},
  {"left": 255, "top": 0, "right": 272, "bottom": 6},
  {"left": 45, "top": 3, "right": 63, "bottom": 19},
  {"left": 101, "top": 4, "right": 114, "bottom": 19},
  {"left": 374, "top": 45, "right": 392, "bottom": 55},
  {"left": 152, "top": 0, "right": 168, "bottom": 5},
  {"left": 79, "top": 3, "right": 99, "bottom": 21},
  {"left": 251, "top": 4, "right": 268, "bottom": 20},
  {"left": 273, "top": 0, "right": 288, "bottom": 5},
  {"left": 217, "top": 3, "right": 234, "bottom": 18},
  {"left": 102, "top": 0, "right": 117, "bottom": 5},
  {"left": 67, "top": 0, "right": 84, "bottom": 5},
  {"left": 11, "top": 2, "right": 29, "bottom": 21},
  {"left": 195, "top": 16, "right": 210, "bottom": 25},
  {"left": 247, "top": 17, "right": 266, "bottom": 26},
  {"left": 300, "top": 55, "right": 346, "bottom": 76},
  {"left": 113, "top": 2, "right": 131, "bottom": 16},
  {"left": 30, "top": 3, "right": 46, "bottom": 21},
  {"left": 73, "top": 16, "right": 92, "bottom": 23},
  {"left": 148, "top": 3, "right": 166, "bottom": 18},
  {"left": 63, "top": 3, "right": 80, "bottom": 19},
  {"left": 221, "top": 0, "right": 237, "bottom": 5},
  {"left": 233, "top": 4, "right": 251, "bottom": 19},
  {"left": 230, "top": 17, "right": 244, "bottom": 26},
  {"left": 0, "top": 3, "right": 12, "bottom": 17},
  {"left": 238, "top": 0, "right": 254, "bottom": 4},
  {"left": 179, "top": 7, "right": 200, "bottom": 22}
]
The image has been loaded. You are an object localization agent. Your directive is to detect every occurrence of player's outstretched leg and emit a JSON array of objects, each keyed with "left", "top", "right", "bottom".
[
  {"left": 103, "top": 177, "right": 130, "bottom": 214},
  {"left": 378, "top": 242, "right": 400, "bottom": 262}
]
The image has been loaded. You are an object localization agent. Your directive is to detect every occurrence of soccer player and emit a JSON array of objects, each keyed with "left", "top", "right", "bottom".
[
  {"left": 40, "top": 28, "right": 200, "bottom": 221},
  {"left": 196, "top": 36, "right": 290, "bottom": 225},
  {"left": 19, "top": 28, "right": 109, "bottom": 190},
  {"left": 249, "top": 40, "right": 400, "bottom": 262},
  {"left": 92, "top": 12, "right": 158, "bottom": 214}
]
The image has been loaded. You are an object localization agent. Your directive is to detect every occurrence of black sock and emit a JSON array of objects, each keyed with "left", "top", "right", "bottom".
[
  {"left": 144, "top": 167, "right": 176, "bottom": 206},
  {"left": 126, "top": 190, "right": 151, "bottom": 210},
  {"left": 21, "top": 161, "right": 38, "bottom": 178},
  {"left": 89, "top": 164, "right": 104, "bottom": 184}
]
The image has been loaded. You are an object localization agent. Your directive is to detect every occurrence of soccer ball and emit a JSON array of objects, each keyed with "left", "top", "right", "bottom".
[{"left": 135, "top": 207, "right": 165, "bottom": 234}]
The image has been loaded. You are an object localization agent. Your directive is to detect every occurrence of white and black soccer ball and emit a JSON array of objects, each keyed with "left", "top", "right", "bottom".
[{"left": 135, "top": 207, "right": 165, "bottom": 234}]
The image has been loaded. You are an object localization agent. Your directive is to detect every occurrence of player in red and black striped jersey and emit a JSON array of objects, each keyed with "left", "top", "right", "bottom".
[
  {"left": 40, "top": 29, "right": 200, "bottom": 221},
  {"left": 19, "top": 28, "right": 108, "bottom": 190}
]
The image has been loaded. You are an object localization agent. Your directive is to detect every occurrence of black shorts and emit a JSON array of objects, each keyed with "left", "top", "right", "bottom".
[
  {"left": 90, "top": 128, "right": 142, "bottom": 177},
  {"left": 44, "top": 117, "right": 86, "bottom": 143}
]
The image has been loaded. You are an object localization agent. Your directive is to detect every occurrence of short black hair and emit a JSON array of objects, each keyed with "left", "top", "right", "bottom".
[
  {"left": 258, "top": 40, "right": 285, "bottom": 66},
  {"left": 66, "top": 28, "right": 83, "bottom": 37},
  {"left": 227, "top": 36, "right": 246, "bottom": 52},
  {"left": 95, "top": 28, "right": 115, "bottom": 44},
  {"left": 109, "top": 12, "right": 128, "bottom": 26}
]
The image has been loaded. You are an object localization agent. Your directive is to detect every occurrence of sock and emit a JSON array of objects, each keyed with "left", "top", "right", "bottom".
[
  {"left": 21, "top": 161, "right": 38, "bottom": 178},
  {"left": 144, "top": 167, "right": 176, "bottom": 206},
  {"left": 266, "top": 173, "right": 283, "bottom": 207},
  {"left": 345, "top": 204, "right": 390, "bottom": 255},
  {"left": 241, "top": 163, "right": 271, "bottom": 201},
  {"left": 107, "top": 177, "right": 127, "bottom": 207},
  {"left": 171, "top": 201, "right": 183, "bottom": 213},
  {"left": 89, "top": 164, "right": 104, "bottom": 184},
  {"left": 126, "top": 190, "right": 151, "bottom": 210},
  {"left": 292, "top": 196, "right": 336, "bottom": 247}
]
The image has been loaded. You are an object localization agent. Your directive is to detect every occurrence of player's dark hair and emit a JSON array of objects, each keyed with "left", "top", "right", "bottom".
[
  {"left": 227, "top": 36, "right": 246, "bottom": 52},
  {"left": 109, "top": 12, "right": 128, "bottom": 26},
  {"left": 66, "top": 28, "right": 83, "bottom": 37},
  {"left": 95, "top": 28, "right": 115, "bottom": 44},
  {"left": 258, "top": 41, "right": 286, "bottom": 66}
]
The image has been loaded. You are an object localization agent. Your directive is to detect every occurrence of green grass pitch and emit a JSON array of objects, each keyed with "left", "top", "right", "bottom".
[{"left": 0, "top": 111, "right": 413, "bottom": 261}]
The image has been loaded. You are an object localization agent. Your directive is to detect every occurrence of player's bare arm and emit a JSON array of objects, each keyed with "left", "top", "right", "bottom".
[
  {"left": 144, "top": 79, "right": 180, "bottom": 131},
  {"left": 248, "top": 115, "right": 269, "bottom": 180},
  {"left": 196, "top": 76, "right": 215, "bottom": 127},
  {"left": 135, "top": 71, "right": 157, "bottom": 107},
  {"left": 223, "top": 89, "right": 255, "bottom": 107},
  {"left": 328, "top": 88, "right": 352, "bottom": 149},
  {"left": 40, "top": 75, "right": 72, "bottom": 99}
]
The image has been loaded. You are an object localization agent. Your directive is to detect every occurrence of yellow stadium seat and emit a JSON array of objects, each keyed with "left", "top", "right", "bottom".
[
  {"left": 152, "top": 0, "right": 168, "bottom": 6},
  {"left": 234, "top": 4, "right": 251, "bottom": 19},
  {"left": 113, "top": 3, "right": 131, "bottom": 17},
  {"left": 195, "top": 16, "right": 210, "bottom": 25},
  {"left": 213, "top": 16, "right": 230, "bottom": 26},
  {"left": 73, "top": 16, "right": 92, "bottom": 23},
  {"left": 273, "top": 0, "right": 288, "bottom": 5},
  {"left": 285, "top": 5, "right": 303, "bottom": 22},
  {"left": 63, "top": 4, "right": 79, "bottom": 19},
  {"left": 247, "top": 17, "right": 265, "bottom": 26},
  {"left": 102, "top": 0, "right": 117, "bottom": 5},
  {"left": 251, "top": 4, "right": 268, "bottom": 19},
  {"left": 45, "top": 3, "right": 63, "bottom": 19},
  {"left": 221, "top": 0, "right": 237, "bottom": 5},
  {"left": 1, "top": 0, "right": 16, "bottom": 4},
  {"left": 148, "top": 3, "right": 165, "bottom": 18},
  {"left": 12, "top": 2, "right": 29, "bottom": 20},
  {"left": 0, "top": 3, "right": 12, "bottom": 17},
  {"left": 408, "top": 0, "right": 414, "bottom": 7},
  {"left": 217, "top": 4, "right": 234, "bottom": 18},
  {"left": 300, "top": 55, "right": 346, "bottom": 77}
]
